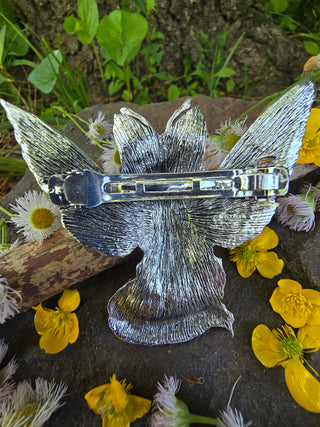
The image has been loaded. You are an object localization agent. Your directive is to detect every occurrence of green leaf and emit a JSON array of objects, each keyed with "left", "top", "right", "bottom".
[
  {"left": 63, "top": 0, "right": 99, "bottom": 44},
  {"left": 150, "top": 31, "right": 165, "bottom": 41},
  {"left": 0, "top": 156, "right": 27, "bottom": 173},
  {"left": 77, "top": 0, "right": 99, "bottom": 43},
  {"left": 132, "top": 75, "right": 142, "bottom": 89},
  {"left": 122, "top": 89, "right": 132, "bottom": 101},
  {"left": 0, "top": 73, "right": 8, "bottom": 84},
  {"left": 28, "top": 50, "right": 62, "bottom": 93},
  {"left": 7, "top": 26, "right": 28, "bottom": 57},
  {"left": 97, "top": 10, "right": 148, "bottom": 66},
  {"left": 108, "top": 79, "right": 124, "bottom": 96},
  {"left": 11, "top": 58, "right": 37, "bottom": 68},
  {"left": 270, "top": 0, "right": 288, "bottom": 13},
  {"left": 132, "top": 0, "right": 147, "bottom": 14},
  {"left": 304, "top": 41, "right": 320, "bottom": 56},
  {"left": 214, "top": 67, "right": 235, "bottom": 78},
  {"left": 168, "top": 84, "right": 180, "bottom": 100},
  {"left": 63, "top": 16, "right": 79, "bottom": 34},
  {"left": 154, "top": 71, "right": 175, "bottom": 81},
  {"left": 105, "top": 62, "right": 124, "bottom": 80},
  {"left": 226, "top": 79, "right": 235, "bottom": 93}
]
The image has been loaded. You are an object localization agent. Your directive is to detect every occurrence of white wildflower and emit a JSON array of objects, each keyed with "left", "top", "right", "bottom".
[
  {"left": 150, "top": 376, "right": 190, "bottom": 427},
  {"left": 204, "top": 135, "right": 228, "bottom": 170},
  {"left": 0, "top": 239, "right": 21, "bottom": 257},
  {"left": 0, "top": 275, "right": 21, "bottom": 324},
  {"left": 204, "top": 117, "right": 247, "bottom": 170},
  {"left": 101, "top": 143, "right": 122, "bottom": 174},
  {"left": 0, "top": 377, "right": 67, "bottom": 427},
  {"left": 87, "top": 111, "right": 114, "bottom": 143},
  {"left": 0, "top": 340, "right": 18, "bottom": 404},
  {"left": 217, "top": 377, "right": 251, "bottom": 427},
  {"left": 217, "top": 406, "right": 251, "bottom": 427},
  {"left": 10, "top": 191, "right": 62, "bottom": 245},
  {"left": 276, "top": 184, "right": 319, "bottom": 232}
]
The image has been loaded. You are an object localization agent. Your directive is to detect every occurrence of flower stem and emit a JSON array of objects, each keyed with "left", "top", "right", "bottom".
[
  {"left": 0, "top": 205, "right": 13, "bottom": 217},
  {"left": 91, "top": 40, "right": 107, "bottom": 92},
  {"left": 189, "top": 413, "right": 218, "bottom": 425}
]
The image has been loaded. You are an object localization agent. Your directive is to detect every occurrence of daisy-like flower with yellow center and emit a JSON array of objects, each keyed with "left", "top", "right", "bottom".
[
  {"left": 229, "top": 226, "right": 284, "bottom": 279},
  {"left": 87, "top": 110, "right": 114, "bottom": 144},
  {"left": 101, "top": 143, "right": 122, "bottom": 174},
  {"left": 297, "top": 108, "right": 320, "bottom": 166},
  {"left": 85, "top": 373, "right": 151, "bottom": 427},
  {"left": 10, "top": 190, "right": 62, "bottom": 245},
  {"left": 270, "top": 279, "right": 320, "bottom": 328},
  {"left": 32, "top": 289, "right": 80, "bottom": 354},
  {"left": 252, "top": 324, "right": 320, "bottom": 412},
  {"left": 204, "top": 117, "right": 247, "bottom": 170}
]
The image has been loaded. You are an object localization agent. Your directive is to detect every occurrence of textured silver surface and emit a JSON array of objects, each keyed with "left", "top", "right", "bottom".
[
  {"left": 0, "top": 80, "right": 315, "bottom": 345},
  {"left": 48, "top": 167, "right": 289, "bottom": 207}
]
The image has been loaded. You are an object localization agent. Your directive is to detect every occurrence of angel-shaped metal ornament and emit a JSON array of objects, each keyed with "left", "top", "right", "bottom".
[{"left": 1, "top": 80, "right": 315, "bottom": 345}]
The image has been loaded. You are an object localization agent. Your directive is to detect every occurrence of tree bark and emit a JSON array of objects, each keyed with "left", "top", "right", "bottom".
[{"left": 0, "top": 228, "right": 126, "bottom": 311}]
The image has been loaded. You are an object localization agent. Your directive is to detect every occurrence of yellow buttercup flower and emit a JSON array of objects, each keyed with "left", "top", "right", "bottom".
[
  {"left": 229, "top": 226, "right": 284, "bottom": 278},
  {"left": 252, "top": 324, "right": 320, "bottom": 412},
  {"left": 297, "top": 108, "right": 320, "bottom": 166},
  {"left": 270, "top": 279, "right": 320, "bottom": 328},
  {"left": 33, "top": 289, "right": 80, "bottom": 354},
  {"left": 85, "top": 374, "right": 151, "bottom": 427}
]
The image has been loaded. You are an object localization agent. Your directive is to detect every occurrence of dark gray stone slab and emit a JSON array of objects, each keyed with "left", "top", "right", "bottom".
[{"left": 1, "top": 96, "right": 320, "bottom": 426}]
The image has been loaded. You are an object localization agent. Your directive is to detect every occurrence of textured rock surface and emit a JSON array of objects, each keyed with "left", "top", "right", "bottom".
[
  {"left": 9, "top": 0, "right": 308, "bottom": 99},
  {"left": 1, "top": 96, "right": 320, "bottom": 426}
]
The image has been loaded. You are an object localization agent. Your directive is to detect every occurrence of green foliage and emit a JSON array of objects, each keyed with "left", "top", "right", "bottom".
[
  {"left": 64, "top": 0, "right": 99, "bottom": 44},
  {"left": 0, "top": 155, "right": 26, "bottom": 176},
  {"left": 29, "top": 51, "right": 62, "bottom": 93},
  {"left": 97, "top": 10, "right": 148, "bottom": 66},
  {"left": 262, "top": 0, "right": 320, "bottom": 54}
]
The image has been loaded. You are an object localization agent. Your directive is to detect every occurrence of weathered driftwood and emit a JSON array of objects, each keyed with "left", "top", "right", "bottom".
[{"left": 0, "top": 228, "right": 125, "bottom": 311}]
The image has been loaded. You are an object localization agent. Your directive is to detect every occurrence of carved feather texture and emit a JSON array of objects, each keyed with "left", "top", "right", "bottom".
[{"left": 1, "top": 80, "right": 315, "bottom": 345}]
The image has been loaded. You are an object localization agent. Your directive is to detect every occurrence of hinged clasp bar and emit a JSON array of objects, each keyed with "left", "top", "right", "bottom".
[{"left": 48, "top": 167, "right": 289, "bottom": 208}]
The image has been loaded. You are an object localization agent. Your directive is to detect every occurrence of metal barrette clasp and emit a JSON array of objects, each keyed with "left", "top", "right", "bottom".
[{"left": 48, "top": 166, "right": 289, "bottom": 208}]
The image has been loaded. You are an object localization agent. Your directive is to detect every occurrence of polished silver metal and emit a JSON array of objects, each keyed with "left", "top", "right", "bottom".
[
  {"left": 0, "top": 80, "right": 316, "bottom": 346},
  {"left": 48, "top": 167, "right": 289, "bottom": 207}
]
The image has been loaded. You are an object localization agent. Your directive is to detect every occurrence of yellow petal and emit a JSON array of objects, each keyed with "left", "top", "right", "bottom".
[
  {"left": 302, "top": 289, "right": 320, "bottom": 306},
  {"left": 39, "top": 331, "right": 69, "bottom": 354},
  {"left": 58, "top": 289, "right": 80, "bottom": 312},
  {"left": 33, "top": 305, "right": 56, "bottom": 335},
  {"left": 125, "top": 395, "right": 151, "bottom": 422},
  {"left": 252, "top": 324, "right": 284, "bottom": 367},
  {"left": 298, "top": 325, "right": 320, "bottom": 350},
  {"left": 277, "top": 279, "right": 302, "bottom": 293},
  {"left": 235, "top": 258, "right": 256, "bottom": 278},
  {"left": 307, "top": 306, "right": 320, "bottom": 326},
  {"left": 110, "top": 376, "right": 128, "bottom": 413},
  {"left": 102, "top": 414, "right": 130, "bottom": 427},
  {"left": 269, "top": 288, "right": 285, "bottom": 313},
  {"left": 251, "top": 226, "right": 278, "bottom": 251},
  {"left": 67, "top": 313, "right": 79, "bottom": 344},
  {"left": 255, "top": 251, "right": 284, "bottom": 279},
  {"left": 285, "top": 358, "right": 320, "bottom": 412},
  {"left": 85, "top": 384, "right": 110, "bottom": 415},
  {"left": 275, "top": 312, "right": 308, "bottom": 329},
  {"left": 305, "top": 108, "right": 320, "bottom": 130}
]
